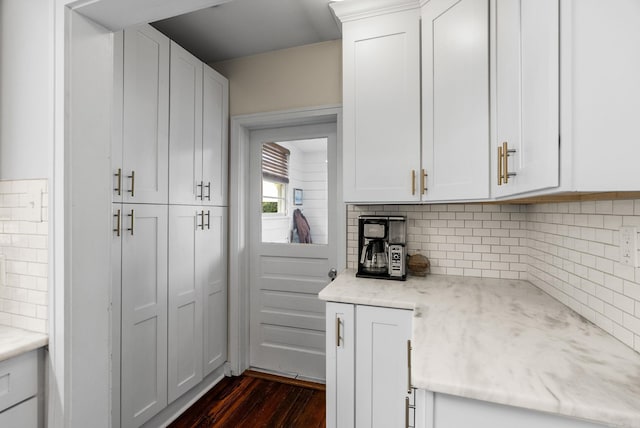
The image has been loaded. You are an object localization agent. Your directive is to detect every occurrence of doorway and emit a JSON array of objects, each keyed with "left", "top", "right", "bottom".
[{"left": 248, "top": 122, "right": 338, "bottom": 382}]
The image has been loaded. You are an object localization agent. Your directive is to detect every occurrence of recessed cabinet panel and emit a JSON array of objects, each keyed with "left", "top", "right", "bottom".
[
  {"left": 342, "top": 10, "right": 421, "bottom": 202},
  {"left": 169, "top": 43, "right": 203, "bottom": 205},
  {"left": 422, "top": 0, "right": 489, "bottom": 201},
  {"left": 122, "top": 25, "right": 169, "bottom": 204},
  {"left": 121, "top": 204, "right": 168, "bottom": 427}
]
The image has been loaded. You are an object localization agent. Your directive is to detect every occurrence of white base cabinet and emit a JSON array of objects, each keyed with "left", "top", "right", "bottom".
[
  {"left": 416, "top": 391, "right": 605, "bottom": 428},
  {"left": 0, "top": 349, "right": 43, "bottom": 428},
  {"left": 326, "top": 302, "right": 413, "bottom": 428}
]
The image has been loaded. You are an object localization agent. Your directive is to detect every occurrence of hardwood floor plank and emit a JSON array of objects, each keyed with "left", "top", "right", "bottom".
[{"left": 169, "top": 373, "right": 326, "bottom": 428}]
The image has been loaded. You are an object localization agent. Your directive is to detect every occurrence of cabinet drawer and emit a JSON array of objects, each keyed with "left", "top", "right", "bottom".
[
  {"left": 0, "top": 350, "right": 38, "bottom": 412},
  {"left": 0, "top": 396, "right": 37, "bottom": 428}
]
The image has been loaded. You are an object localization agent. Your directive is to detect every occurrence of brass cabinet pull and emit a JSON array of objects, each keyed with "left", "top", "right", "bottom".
[
  {"left": 407, "top": 340, "right": 412, "bottom": 393},
  {"left": 336, "top": 317, "right": 341, "bottom": 347},
  {"left": 206, "top": 210, "right": 211, "bottom": 229},
  {"left": 205, "top": 182, "right": 211, "bottom": 201},
  {"left": 113, "top": 209, "right": 121, "bottom": 237},
  {"left": 114, "top": 168, "right": 122, "bottom": 196},
  {"left": 411, "top": 170, "right": 416, "bottom": 195},
  {"left": 126, "top": 209, "right": 134, "bottom": 235},
  {"left": 420, "top": 169, "right": 427, "bottom": 195},
  {"left": 502, "top": 142, "right": 517, "bottom": 184},
  {"left": 127, "top": 171, "right": 135, "bottom": 197},
  {"left": 405, "top": 396, "right": 410, "bottom": 428},
  {"left": 196, "top": 181, "right": 204, "bottom": 200},
  {"left": 497, "top": 145, "right": 504, "bottom": 185}
]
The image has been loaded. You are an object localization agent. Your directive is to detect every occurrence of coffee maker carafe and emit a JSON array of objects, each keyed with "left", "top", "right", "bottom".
[{"left": 357, "top": 216, "right": 406, "bottom": 280}]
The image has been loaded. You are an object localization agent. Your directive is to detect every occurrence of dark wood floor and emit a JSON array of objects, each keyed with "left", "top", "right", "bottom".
[{"left": 169, "top": 371, "right": 326, "bottom": 428}]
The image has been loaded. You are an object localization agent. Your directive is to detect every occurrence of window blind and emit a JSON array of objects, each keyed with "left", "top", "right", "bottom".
[{"left": 262, "top": 143, "right": 290, "bottom": 184}]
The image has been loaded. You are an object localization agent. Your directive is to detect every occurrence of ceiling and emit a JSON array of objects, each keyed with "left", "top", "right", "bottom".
[{"left": 152, "top": 0, "right": 342, "bottom": 64}]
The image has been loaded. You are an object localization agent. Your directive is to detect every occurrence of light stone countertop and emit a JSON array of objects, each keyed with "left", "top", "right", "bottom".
[
  {"left": 319, "top": 270, "right": 640, "bottom": 428},
  {"left": 0, "top": 325, "right": 48, "bottom": 362}
]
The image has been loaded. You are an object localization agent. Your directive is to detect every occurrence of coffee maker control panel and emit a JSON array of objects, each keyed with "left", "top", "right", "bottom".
[{"left": 389, "top": 244, "right": 405, "bottom": 277}]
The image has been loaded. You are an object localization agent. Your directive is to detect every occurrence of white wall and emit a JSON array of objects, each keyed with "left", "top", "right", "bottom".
[{"left": 0, "top": 0, "right": 52, "bottom": 180}]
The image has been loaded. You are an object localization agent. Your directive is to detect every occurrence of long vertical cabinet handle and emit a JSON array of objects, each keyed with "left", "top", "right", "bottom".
[
  {"left": 335, "top": 317, "right": 341, "bottom": 347},
  {"left": 196, "top": 181, "right": 204, "bottom": 200},
  {"left": 205, "top": 182, "right": 211, "bottom": 201},
  {"left": 502, "top": 142, "right": 517, "bottom": 184},
  {"left": 206, "top": 210, "right": 211, "bottom": 229},
  {"left": 113, "top": 209, "right": 121, "bottom": 237},
  {"left": 127, "top": 171, "right": 135, "bottom": 197},
  {"left": 407, "top": 340, "right": 412, "bottom": 393},
  {"left": 114, "top": 168, "right": 122, "bottom": 196},
  {"left": 197, "top": 210, "right": 205, "bottom": 230},
  {"left": 126, "top": 209, "right": 134, "bottom": 235},
  {"left": 411, "top": 170, "right": 416, "bottom": 195},
  {"left": 405, "top": 396, "right": 410, "bottom": 428},
  {"left": 497, "top": 145, "right": 504, "bottom": 185},
  {"left": 421, "top": 169, "right": 427, "bottom": 195}
]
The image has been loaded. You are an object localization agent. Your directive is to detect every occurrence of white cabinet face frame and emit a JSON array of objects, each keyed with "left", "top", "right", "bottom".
[
  {"left": 341, "top": 9, "right": 422, "bottom": 203},
  {"left": 421, "top": 0, "right": 490, "bottom": 201}
]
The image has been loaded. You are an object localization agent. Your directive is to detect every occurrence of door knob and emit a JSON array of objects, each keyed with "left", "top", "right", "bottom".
[{"left": 328, "top": 268, "right": 337, "bottom": 281}]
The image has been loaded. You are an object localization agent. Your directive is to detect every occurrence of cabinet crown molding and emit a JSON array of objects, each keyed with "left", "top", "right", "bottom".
[{"left": 330, "top": 0, "right": 420, "bottom": 22}]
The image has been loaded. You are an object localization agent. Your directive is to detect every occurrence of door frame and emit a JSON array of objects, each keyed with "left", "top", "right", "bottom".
[{"left": 229, "top": 105, "right": 345, "bottom": 375}]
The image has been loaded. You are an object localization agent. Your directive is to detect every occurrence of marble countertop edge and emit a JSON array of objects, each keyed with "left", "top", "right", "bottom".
[{"left": 0, "top": 326, "right": 48, "bottom": 363}]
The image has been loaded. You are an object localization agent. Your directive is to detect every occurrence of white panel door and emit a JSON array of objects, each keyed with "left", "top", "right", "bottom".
[
  {"left": 342, "top": 9, "right": 421, "bottom": 202},
  {"left": 249, "top": 123, "right": 339, "bottom": 382},
  {"left": 169, "top": 42, "right": 204, "bottom": 205},
  {"left": 202, "top": 66, "right": 229, "bottom": 207},
  {"left": 422, "top": 0, "right": 490, "bottom": 201},
  {"left": 122, "top": 25, "right": 169, "bottom": 204},
  {"left": 325, "top": 302, "right": 355, "bottom": 428},
  {"left": 202, "top": 207, "right": 228, "bottom": 375},
  {"left": 493, "top": 0, "right": 559, "bottom": 197},
  {"left": 121, "top": 204, "right": 168, "bottom": 427},
  {"left": 355, "top": 305, "right": 412, "bottom": 428},
  {"left": 168, "top": 205, "right": 203, "bottom": 403}
]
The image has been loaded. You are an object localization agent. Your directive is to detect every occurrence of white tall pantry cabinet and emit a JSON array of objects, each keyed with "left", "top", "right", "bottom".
[{"left": 112, "top": 24, "right": 229, "bottom": 428}]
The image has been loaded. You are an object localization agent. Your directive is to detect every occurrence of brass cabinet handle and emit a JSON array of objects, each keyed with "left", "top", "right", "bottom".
[
  {"left": 196, "top": 181, "right": 204, "bottom": 200},
  {"left": 114, "top": 168, "right": 122, "bottom": 196},
  {"left": 336, "top": 317, "right": 341, "bottom": 347},
  {"left": 126, "top": 209, "right": 134, "bottom": 235},
  {"left": 421, "top": 169, "right": 427, "bottom": 195},
  {"left": 205, "top": 182, "right": 211, "bottom": 201},
  {"left": 497, "top": 145, "right": 504, "bottom": 185},
  {"left": 405, "top": 396, "right": 410, "bottom": 428},
  {"left": 113, "top": 209, "right": 121, "bottom": 237},
  {"left": 206, "top": 210, "right": 211, "bottom": 229},
  {"left": 127, "top": 171, "right": 135, "bottom": 197},
  {"left": 407, "top": 340, "right": 412, "bottom": 393},
  {"left": 411, "top": 170, "right": 416, "bottom": 195},
  {"left": 502, "top": 142, "right": 517, "bottom": 184}
]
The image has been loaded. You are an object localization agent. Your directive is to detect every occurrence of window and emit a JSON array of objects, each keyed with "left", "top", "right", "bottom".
[{"left": 261, "top": 143, "right": 290, "bottom": 214}]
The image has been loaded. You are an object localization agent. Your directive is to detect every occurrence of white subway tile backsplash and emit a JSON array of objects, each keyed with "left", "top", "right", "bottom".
[
  {"left": 348, "top": 199, "right": 640, "bottom": 354},
  {"left": 0, "top": 179, "right": 48, "bottom": 334}
]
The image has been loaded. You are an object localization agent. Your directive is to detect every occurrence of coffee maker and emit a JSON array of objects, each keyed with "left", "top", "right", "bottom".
[{"left": 357, "top": 216, "right": 406, "bottom": 280}]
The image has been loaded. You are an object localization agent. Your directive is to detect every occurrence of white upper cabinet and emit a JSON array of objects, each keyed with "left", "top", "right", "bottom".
[
  {"left": 114, "top": 25, "right": 170, "bottom": 204},
  {"left": 335, "top": 2, "right": 421, "bottom": 203},
  {"left": 169, "top": 43, "right": 229, "bottom": 206},
  {"left": 422, "top": 0, "right": 490, "bottom": 201},
  {"left": 492, "top": 0, "right": 559, "bottom": 197}
]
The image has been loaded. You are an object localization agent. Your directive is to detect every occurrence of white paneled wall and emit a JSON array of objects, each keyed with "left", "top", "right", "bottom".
[
  {"left": 347, "top": 201, "right": 640, "bottom": 354},
  {"left": 0, "top": 179, "right": 48, "bottom": 333}
]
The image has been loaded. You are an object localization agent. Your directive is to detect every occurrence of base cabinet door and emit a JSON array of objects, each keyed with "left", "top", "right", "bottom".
[
  {"left": 121, "top": 204, "right": 168, "bottom": 427},
  {"left": 326, "top": 302, "right": 355, "bottom": 428},
  {"left": 202, "top": 207, "right": 228, "bottom": 375},
  {"left": 355, "top": 305, "right": 413, "bottom": 428}
]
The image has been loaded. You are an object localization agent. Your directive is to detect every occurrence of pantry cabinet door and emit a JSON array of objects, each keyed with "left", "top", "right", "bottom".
[
  {"left": 342, "top": 9, "right": 421, "bottom": 203},
  {"left": 202, "top": 207, "right": 228, "bottom": 375},
  {"left": 326, "top": 302, "right": 355, "bottom": 428},
  {"left": 168, "top": 205, "right": 203, "bottom": 403},
  {"left": 202, "top": 66, "right": 229, "bottom": 207},
  {"left": 122, "top": 25, "right": 169, "bottom": 204},
  {"left": 493, "top": 0, "right": 559, "bottom": 197},
  {"left": 421, "top": 0, "right": 490, "bottom": 201},
  {"left": 355, "top": 306, "right": 412, "bottom": 428},
  {"left": 121, "top": 204, "right": 168, "bottom": 427},
  {"left": 169, "top": 42, "right": 204, "bottom": 205}
]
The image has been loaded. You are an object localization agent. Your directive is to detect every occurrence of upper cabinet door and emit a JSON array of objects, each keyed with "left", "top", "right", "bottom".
[
  {"left": 169, "top": 42, "right": 204, "bottom": 205},
  {"left": 202, "top": 66, "right": 229, "bottom": 207},
  {"left": 122, "top": 25, "right": 169, "bottom": 204},
  {"left": 493, "top": 0, "right": 559, "bottom": 197},
  {"left": 421, "top": 0, "right": 490, "bottom": 201},
  {"left": 341, "top": 9, "right": 421, "bottom": 203}
]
